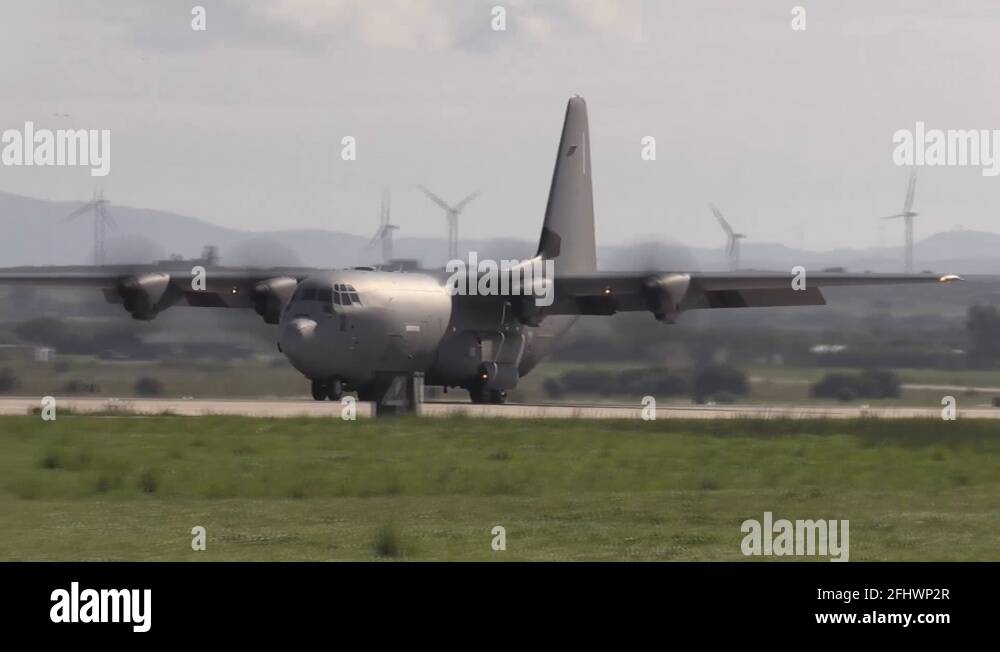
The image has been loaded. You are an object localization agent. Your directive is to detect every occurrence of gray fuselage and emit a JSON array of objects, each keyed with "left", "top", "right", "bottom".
[{"left": 277, "top": 268, "right": 571, "bottom": 392}]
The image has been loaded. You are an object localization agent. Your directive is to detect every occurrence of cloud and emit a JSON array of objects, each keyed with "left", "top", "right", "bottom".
[
  {"left": 568, "top": 0, "right": 643, "bottom": 41},
  {"left": 255, "top": 0, "right": 355, "bottom": 32},
  {"left": 243, "top": 0, "right": 644, "bottom": 51},
  {"left": 252, "top": 0, "right": 459, "bottom": 50}
]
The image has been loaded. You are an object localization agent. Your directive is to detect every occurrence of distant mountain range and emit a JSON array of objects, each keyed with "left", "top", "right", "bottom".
[{"left": 1, "top": 190, "right": 998, "bottom": 273}]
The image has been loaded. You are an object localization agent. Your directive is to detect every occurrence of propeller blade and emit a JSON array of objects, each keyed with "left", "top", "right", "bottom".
[
  {"left": 453, "top": 190, "right": 482, "bottom": 213},
  {"left": 62, "top": 201, "right": 97, "bottom": 221},
  {"left": 879, "top": 214, "right": 905, "bottom": 220},
  {"left": 418, "top": 186, "right": 452, "bottom": 212},
  {"left": 903, "top": 171, "right": 916, "bottom": 214},
  {"left": 709, "top": 203, "right": 734, "bottom": 237}
]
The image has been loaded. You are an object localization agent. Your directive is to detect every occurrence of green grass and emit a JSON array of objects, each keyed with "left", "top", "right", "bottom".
[
  {"left": 0, "top": 415, "right": 998, "bottom": 561},
  {"left": 0, "top": 357, "right": 304, "bottom": 399},
  {"left": 746, "top": 365, "right": 1000, "bottom": 388},
  {"left": 6, "top": 356, "right": 999, "bottom": 406},
  {"left": 516, "top": 361, "right": 1000, "bottom": 406}
]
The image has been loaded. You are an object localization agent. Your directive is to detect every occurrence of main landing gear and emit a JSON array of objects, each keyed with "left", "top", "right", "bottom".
[
  {"left": 311, "top": 378, "right": 344, "bottom": 401},
  {"left": 469, "top": 384, "right": 507, "bottom": 405}
]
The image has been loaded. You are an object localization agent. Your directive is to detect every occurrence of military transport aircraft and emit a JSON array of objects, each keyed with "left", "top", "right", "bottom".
[{"left": 0, "top": 97, "right": 960, "bottom": 403}]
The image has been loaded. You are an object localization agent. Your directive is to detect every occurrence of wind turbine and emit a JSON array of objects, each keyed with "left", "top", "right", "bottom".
[
  {"left": 368, "top": 189, "right": 399, "bottom": 262},
  {"left": 879, "top": 171, "right": 918, "bottom": 273},
  {"left": 419, "top": 186, "right": 481, "bottom": 260},
  {"left": 709, "top": 203, "right": 747, "bottom": 271},
  {"left": 63, "top": 188, "right": 116, "bottom": 265}
]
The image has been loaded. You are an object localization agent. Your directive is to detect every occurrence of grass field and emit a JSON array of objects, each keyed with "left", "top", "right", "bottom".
[
  {"left": 521, "top": 362, "right": 1000, "bottom": 406},
  {"left": 745, "top": 365, "right": 1000, "bottom": 388},
  {"left": 0, "top": 356, "right": 306, "bottom": 398},
  {"left": 5, "top": 356, "right": 1000, "bottom": 407},
  {"left": 1, "top": 415, "right": 998, "bottom": 561}
]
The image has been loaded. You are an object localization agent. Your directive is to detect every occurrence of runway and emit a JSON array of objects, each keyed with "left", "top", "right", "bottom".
[{"left": 2, "top": 396, "right": 1000, "bottom": 419}]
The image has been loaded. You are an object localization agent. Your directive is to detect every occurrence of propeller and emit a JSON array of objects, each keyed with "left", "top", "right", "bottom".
[
  {"left": 419, "top": 186, "right": 482, "bottom": 260},
  {"left": 418, "top": 186, "right": 452, "bottom": 212},
  {"left": 368, "top": 189, "right": 398, "bottom": 261},
  {"left": 62, "top": 189, "right": 116, "bottom": 264},
  {"left": 709, "top": 203, "right": 747, "bottom": 268},
  {"left": 877, "top": 171, "right": 919, "bottom": 272}
]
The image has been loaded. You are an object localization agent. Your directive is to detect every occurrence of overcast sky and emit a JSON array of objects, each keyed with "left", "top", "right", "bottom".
[{"left": 2, "top": 0, "right": 999, "bottom": 251}]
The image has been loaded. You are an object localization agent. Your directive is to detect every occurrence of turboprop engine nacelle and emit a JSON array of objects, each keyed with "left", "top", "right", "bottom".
[
  {"left": 642, "top": 273, "right": 691, "bottom": 323},
  {"left": 252, "top": 276, "right": 298, "bottom": 324},
  {"left": 118, "top": 272, "right": 173, "bottom": 321}
]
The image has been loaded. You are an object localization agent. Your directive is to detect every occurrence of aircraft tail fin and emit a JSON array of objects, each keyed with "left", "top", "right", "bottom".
[{"left": 536, "top": 96, "right": 597, "bottom": 274}]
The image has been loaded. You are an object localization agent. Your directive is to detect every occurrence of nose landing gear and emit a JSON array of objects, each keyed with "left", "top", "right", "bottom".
[{"left": 310, "top": 378, "right": 344, "bottom": 401}]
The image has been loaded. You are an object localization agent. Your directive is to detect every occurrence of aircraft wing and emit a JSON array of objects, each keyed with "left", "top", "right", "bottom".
[
  {"left": 539, "top": 271, "right": 961, "bottom": 321},
  {"left": 0, "top": 266, "right": 318, "bottom": 322}
]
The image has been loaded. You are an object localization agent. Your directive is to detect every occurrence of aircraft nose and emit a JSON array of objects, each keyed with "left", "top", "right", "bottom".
[{"left": 280, "top": 317, "right": 318, "bottom": 358}]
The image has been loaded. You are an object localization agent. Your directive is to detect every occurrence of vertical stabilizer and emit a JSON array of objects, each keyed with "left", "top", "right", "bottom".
[{"left": 536, "top": 96, "right": 597, "bottom": 274}]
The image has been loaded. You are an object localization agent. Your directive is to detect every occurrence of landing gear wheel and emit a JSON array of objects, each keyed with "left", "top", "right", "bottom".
[
  {"left": 468, "top": 384, "right": 491, "bottom": 404},
  {"left": 326, "top": 378, "right": 343, "bottom": 401},
  {"left": 311, "top": 379, "right": 328, "bottom": 401},
  {"left": 488, "top": 390, "right": 507, "bottom": 405}
]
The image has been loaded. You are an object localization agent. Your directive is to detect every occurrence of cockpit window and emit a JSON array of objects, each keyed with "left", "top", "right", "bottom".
[
  {"left": 334, "top": 284, "right": 361, "bottom": 306},
  {"left": 286, "top": 283, "right": 360, "bottom": 312}
]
